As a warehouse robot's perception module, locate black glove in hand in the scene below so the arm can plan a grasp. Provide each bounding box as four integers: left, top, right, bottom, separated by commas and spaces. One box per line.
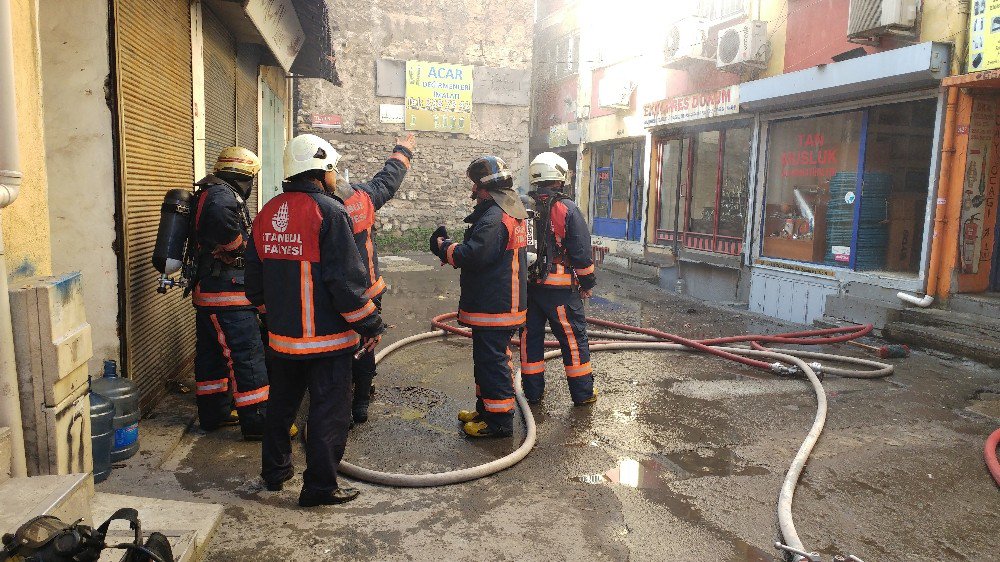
429, 226, 449, 257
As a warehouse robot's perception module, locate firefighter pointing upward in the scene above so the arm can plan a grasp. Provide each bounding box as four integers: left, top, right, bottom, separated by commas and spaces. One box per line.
432, 155, 528, 438
246, 134, 386, 507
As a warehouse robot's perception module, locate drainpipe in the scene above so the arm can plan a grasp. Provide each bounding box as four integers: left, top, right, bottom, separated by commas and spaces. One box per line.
0, 0, 27, 477
898, 3, 969, 308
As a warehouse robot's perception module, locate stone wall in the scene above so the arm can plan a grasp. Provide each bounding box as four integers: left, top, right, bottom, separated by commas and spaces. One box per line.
296, 0, 534, 233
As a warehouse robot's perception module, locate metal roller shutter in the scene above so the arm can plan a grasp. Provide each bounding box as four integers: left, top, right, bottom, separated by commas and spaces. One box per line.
236, 44, 260, 215
202, 6, 237, 177
112, 0, 194, 408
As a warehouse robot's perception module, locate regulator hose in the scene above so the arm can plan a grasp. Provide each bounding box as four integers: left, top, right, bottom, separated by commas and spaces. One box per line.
339, 313, 895, 561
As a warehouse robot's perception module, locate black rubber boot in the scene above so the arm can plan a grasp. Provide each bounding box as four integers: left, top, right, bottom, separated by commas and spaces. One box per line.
352, 371, 376, 424
299, 487, 360, 507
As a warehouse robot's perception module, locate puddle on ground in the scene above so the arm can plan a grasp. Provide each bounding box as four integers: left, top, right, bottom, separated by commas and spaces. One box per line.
572, 458, 668, 489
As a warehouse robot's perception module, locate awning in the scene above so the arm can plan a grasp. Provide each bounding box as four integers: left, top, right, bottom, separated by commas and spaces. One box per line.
740, 42, 950, 112
204, 0, 341, 85
941, 68, 1000, 90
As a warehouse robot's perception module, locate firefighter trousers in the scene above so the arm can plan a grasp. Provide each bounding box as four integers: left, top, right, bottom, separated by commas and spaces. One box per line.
194, 309, 269, 435
351, 297, 382, 415
519, 288, 594, 404
261, 353, 352, 493
472, 328, 517, 434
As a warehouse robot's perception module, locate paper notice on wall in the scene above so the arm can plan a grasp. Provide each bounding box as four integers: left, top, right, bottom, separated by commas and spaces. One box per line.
968, 0, 1000, 71
831, 245, 851, 263
379, 104, 404, 124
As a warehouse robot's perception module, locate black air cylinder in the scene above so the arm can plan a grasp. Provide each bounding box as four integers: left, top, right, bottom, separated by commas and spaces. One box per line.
152, 188, 193, 275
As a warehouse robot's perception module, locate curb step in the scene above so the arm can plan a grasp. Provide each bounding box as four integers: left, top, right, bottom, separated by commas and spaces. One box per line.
599, 263, 658, 284
883, 321, 1000, 368
0, 473, 94, 535
99, 530, 196, 562
92, 493, 224, 562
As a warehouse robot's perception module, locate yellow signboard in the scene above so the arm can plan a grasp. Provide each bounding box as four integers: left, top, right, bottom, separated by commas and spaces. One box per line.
404, 60, 473, 134
968, 0, 1000, 72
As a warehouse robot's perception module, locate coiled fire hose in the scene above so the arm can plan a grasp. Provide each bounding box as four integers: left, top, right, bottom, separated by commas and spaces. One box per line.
338, 313, 894, 560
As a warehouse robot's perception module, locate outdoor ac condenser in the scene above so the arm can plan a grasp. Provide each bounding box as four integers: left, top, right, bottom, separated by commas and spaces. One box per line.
716, 20, 768, 72
848, 0, 919, 38
663, 17, 715, 70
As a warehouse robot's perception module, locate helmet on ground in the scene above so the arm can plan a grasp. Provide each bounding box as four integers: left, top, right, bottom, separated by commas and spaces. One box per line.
214, 146, 261, 178
467, 155, 513, 191
283, 134, 341, 180
528, 152, 569, 185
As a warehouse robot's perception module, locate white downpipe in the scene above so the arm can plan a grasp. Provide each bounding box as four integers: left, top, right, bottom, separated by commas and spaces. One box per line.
896, 291, 934, 308
0, 0, 27, 477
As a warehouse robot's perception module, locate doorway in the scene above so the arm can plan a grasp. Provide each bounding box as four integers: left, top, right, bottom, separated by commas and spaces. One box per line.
592, 140, 644, 241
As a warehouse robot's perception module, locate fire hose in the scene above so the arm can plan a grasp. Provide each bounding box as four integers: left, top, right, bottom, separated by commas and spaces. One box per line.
338, 313, 894, 561
985, 427, 1000, 487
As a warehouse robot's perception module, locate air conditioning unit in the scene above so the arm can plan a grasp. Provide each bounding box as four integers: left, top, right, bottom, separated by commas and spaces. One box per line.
848, 0, 919, 38
663, 17, 715, 69
716, 20, 768, 72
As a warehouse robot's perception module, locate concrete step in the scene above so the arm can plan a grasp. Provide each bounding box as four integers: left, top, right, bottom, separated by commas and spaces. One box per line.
883, 321, 1000, 368
598, 261, 659, 284
92, 493, 224, 562
823, 294, 904, 329
898, 307, 1000, 337
99, 530, 196, 562
0, 427, 10, 484
0, 473, 94, 535
948, 293, 1000, 318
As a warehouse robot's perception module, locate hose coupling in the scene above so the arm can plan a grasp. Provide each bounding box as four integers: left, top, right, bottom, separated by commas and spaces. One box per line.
774, 542, 821, 561
809, 362, 823, 375
770, 362, 800, 377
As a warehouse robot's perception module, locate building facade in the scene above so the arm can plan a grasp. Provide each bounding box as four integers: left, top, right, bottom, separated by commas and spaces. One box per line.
294, 0, 535, 235
531, 0, 981, 326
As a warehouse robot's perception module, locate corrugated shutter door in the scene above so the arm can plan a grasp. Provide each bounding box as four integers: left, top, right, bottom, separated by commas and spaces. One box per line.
203, 7, 237, 177
113, 0, 194, 408
236, 44, 260, 215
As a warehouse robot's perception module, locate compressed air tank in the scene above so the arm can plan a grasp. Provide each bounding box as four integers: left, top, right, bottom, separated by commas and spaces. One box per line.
152, 188, 193, 275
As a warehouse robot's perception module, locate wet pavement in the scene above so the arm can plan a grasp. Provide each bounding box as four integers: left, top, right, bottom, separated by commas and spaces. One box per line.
100, 253, 1000, 561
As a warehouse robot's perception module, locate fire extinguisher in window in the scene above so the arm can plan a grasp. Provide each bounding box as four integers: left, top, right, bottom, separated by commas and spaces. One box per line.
963, 213, 981, 273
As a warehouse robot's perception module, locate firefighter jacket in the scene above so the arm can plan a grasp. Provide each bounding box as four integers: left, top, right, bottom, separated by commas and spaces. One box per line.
190, 175, 255, 311
440, 199, 528, 330
530, 187, 596, 291
245, 180, 386, 359
340, 145, 412, 300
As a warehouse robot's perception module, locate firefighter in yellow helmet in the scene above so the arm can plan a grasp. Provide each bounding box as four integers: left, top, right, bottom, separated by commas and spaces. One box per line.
189, 147, 278, 440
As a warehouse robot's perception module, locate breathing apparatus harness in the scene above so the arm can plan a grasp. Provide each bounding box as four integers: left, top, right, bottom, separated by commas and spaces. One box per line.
181, 179, 253, 298
527, 188, 575, 289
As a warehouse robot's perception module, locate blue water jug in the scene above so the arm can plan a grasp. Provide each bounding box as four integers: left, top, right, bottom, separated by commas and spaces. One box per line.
89, 389, 114, 483
90, 360, 140, 462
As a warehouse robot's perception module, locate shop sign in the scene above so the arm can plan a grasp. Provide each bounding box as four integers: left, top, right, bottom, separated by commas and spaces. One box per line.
643, 86, 739, 128
754, 258, 835, 277
404, 60, 473, 134
959, 97, 999, 274
967, 0, 1000, 71
245, 0, 305, 72
311, 114, 342, 130
379, 104, 404, 124
549, 124, 569, 148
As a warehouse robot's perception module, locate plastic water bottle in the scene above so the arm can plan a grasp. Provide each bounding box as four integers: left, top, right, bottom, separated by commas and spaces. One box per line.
90, 360, 140, 462
89, 390, 114, 483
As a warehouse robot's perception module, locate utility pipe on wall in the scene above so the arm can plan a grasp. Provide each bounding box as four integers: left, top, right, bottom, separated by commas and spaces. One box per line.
898, 2, 970, 307
0, 0, 28, 477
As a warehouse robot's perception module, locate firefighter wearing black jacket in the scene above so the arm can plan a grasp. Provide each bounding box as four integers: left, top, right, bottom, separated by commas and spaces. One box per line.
520, 152, 597, 406
246, 134, 386, 507
336, 132, 416, 424
431, 156, 528, 438
189, 147, 270, 439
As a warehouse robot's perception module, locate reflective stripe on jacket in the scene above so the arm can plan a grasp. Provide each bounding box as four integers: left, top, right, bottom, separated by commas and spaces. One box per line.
440, 199, 527, 330
245, 181, 384, 359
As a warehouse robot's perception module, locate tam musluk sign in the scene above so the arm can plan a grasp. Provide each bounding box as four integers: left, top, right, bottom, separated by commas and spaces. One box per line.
405, 60, 473, 133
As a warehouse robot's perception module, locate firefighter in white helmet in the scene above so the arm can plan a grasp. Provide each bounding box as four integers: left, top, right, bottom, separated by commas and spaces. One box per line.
246, 134, 387, 507
519, 152, 598, 406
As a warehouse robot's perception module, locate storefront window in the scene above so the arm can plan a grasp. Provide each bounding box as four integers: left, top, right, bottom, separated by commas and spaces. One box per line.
762, 111, 863, 264
654, 123, 750, 255
761, 99, 935, 274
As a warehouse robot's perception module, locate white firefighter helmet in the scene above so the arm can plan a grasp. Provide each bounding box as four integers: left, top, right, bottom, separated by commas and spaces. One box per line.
528, 152, 569, 185
283, 134, 341, 180
214, 146, 262, 178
